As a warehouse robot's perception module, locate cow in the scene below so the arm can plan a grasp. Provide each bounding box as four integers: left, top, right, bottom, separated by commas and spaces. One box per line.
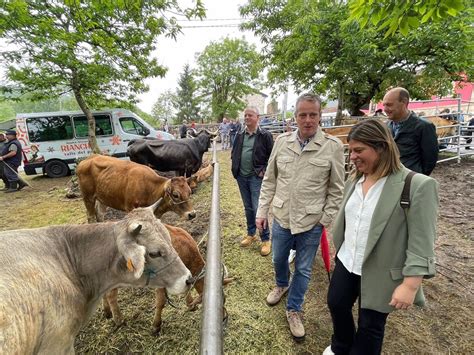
127, 129, 217, 177
102, 224, 233, 334
0, 202, 192, 354
425, 116, 457, 138
76, 155, 196, 223
188, 162, 215, 192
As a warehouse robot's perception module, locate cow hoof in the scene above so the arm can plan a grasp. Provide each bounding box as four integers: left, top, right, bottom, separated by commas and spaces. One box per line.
113, 317, 125, 327
151, 324, 162, 336
103, 309, 112, 319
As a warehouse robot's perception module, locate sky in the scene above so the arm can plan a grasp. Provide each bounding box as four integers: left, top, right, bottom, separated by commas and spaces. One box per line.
137, 0, 296, 115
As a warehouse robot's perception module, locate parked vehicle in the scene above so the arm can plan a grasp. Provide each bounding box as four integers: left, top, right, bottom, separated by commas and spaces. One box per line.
16, 109, 174, 178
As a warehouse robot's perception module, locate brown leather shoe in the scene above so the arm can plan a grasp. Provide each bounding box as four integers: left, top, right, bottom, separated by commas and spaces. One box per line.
240, 235, 257, 247
260, 241, 271, 256
286, 310, 305, 341
266, 286, 289, 306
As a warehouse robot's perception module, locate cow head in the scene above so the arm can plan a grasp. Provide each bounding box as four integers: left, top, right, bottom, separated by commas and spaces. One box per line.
161, 177, 196, 220
116, 204, 192, 295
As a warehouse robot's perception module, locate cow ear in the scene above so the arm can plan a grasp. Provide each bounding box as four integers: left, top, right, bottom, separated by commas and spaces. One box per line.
117, 227, 146, 279
187, 175, 198, 185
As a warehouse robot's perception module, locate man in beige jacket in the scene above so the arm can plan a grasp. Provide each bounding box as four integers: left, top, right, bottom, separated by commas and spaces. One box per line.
256, 93, 345, 341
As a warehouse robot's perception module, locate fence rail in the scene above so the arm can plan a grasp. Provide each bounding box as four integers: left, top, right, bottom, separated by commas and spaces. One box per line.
200, 139, 224, 355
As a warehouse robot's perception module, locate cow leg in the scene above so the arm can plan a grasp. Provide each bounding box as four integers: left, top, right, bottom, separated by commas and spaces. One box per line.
95, 200, 107, 222
83, 196, 98, 223
152, 288, 167, 335
103, 288, 124, 326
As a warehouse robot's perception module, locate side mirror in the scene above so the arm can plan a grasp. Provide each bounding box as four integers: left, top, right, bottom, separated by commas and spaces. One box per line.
142, 127, 150, 136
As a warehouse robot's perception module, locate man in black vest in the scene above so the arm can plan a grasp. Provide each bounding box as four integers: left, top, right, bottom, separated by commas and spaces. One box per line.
0, 129, 27, 192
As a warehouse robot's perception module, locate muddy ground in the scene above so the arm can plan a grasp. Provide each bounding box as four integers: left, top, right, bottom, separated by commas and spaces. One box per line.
1, 154, 472, 354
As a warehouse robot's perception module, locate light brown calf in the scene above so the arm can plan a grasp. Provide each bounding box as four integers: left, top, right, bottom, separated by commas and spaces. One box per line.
188, 162, 215, 191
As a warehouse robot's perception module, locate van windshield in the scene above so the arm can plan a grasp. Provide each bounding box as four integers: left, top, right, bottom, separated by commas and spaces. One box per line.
119, 117, 149, 136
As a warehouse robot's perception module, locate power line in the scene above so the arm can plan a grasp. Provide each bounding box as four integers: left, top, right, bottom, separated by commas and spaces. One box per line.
176, 18, 245, 22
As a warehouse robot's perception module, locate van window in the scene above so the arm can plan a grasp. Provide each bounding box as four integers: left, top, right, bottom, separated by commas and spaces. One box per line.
119, 117, 148, 136
26, 115, 74, 142
73, 114, 113, 137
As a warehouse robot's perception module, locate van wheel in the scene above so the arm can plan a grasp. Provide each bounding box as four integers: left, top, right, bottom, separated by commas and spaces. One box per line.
44, 160, 69, 178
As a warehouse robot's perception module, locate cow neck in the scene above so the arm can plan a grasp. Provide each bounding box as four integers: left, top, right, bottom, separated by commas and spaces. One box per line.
60, 222, 127, 304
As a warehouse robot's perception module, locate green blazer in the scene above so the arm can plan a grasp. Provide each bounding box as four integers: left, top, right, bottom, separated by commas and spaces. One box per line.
332, 167, 438, 313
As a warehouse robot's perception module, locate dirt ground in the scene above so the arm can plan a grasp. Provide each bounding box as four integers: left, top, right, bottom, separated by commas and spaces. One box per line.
1, 154, 472, 354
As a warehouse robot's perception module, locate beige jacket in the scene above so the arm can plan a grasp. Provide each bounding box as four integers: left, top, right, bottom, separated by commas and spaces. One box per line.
256, 129, 345, 234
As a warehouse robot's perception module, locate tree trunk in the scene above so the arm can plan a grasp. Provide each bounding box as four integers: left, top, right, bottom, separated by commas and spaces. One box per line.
335, 83, 344, 126
71, 77, 100, 154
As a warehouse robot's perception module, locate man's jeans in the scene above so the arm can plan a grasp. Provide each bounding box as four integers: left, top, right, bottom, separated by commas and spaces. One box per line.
236, 175, 269, 241
272, 220, 322, 311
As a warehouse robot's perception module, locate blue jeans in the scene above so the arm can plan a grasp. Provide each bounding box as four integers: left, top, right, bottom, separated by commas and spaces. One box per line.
236, 174, 270, 241
272, 220, 322, 311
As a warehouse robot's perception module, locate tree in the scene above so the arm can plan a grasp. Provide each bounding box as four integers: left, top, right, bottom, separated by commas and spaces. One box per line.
240, 0, 472, 121
0, 0, 204, 152
152, 90, 176, 124
173, 64, 201, 123
348, 0, 466, 37
195, 37, 263, 121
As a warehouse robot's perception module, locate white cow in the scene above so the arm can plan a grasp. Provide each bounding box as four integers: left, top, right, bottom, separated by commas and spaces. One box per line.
0, 201, 191, 354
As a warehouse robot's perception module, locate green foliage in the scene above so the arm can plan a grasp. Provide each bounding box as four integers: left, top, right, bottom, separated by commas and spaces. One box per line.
349, 0, 466, 37
0, 0, 205, 150
151, 90, 176, 124
195, 37, 263, 121
240, 0, 473, 116
173, 64, 201, 124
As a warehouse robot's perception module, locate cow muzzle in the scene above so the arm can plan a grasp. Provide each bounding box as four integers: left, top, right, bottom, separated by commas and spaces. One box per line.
186, 211, 197, 220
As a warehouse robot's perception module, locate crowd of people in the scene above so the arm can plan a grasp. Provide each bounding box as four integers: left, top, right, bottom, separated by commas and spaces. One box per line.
229, 87, 440, 354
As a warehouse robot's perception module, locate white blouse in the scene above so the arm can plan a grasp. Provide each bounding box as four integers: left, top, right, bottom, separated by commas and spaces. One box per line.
337, 175, 388, 275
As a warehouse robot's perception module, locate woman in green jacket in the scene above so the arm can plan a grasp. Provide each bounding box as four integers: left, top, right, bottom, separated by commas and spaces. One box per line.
324, 119, 438, 355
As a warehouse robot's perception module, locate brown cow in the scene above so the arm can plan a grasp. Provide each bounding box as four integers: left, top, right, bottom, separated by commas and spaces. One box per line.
102, 224, 232, 334
188, 162, 215, 191
322, 126, 353, 144
425, 116, 457, 138
76, 155, 196, 222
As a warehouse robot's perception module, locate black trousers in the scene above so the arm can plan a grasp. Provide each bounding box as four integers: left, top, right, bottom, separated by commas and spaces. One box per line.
327, 258, 389, 355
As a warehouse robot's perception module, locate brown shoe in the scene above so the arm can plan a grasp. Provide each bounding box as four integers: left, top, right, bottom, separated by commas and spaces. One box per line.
260, 241, 271, 256
240, 235, 257, 247
266, 286, 289, 306
286, 310, 305, 341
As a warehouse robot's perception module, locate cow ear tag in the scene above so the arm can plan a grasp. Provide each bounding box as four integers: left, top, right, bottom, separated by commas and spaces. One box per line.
127, 259, 135, 272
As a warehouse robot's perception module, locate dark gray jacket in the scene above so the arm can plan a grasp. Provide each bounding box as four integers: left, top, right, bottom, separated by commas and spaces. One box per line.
231, 126, 273, 179
388, 112, 438, 176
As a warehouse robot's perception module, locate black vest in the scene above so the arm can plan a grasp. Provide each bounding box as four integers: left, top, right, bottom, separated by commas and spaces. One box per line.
2, 139, 22, 167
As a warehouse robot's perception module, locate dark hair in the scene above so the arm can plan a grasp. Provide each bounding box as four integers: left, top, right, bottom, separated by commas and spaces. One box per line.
347, 119, 401, 180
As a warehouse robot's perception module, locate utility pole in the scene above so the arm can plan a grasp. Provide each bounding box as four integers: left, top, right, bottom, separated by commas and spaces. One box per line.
281, 88, 288, 121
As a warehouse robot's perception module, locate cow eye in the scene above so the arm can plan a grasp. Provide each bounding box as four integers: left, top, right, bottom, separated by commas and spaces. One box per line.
172, 191, 180, 199
148, 251, 162, 258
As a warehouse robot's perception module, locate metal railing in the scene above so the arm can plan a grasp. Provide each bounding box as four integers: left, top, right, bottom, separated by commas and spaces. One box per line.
200, 139, 224, 355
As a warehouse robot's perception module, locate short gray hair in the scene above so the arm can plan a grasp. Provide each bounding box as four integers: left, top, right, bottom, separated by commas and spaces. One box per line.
244, 106, 260, 115
295, 93, 322, 116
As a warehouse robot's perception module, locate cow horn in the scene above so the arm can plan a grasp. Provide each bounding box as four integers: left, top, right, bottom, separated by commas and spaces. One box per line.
149, 197, 164, 212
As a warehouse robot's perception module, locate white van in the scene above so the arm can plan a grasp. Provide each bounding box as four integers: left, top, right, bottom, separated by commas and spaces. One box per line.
16, 108, 174, 178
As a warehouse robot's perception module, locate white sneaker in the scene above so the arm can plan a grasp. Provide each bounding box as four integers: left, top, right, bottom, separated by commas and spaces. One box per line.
288, 249, 296, 264
322, 345, 335, 355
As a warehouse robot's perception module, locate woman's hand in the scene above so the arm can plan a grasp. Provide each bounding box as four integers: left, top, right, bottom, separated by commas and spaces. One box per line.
389, 276, 423, 310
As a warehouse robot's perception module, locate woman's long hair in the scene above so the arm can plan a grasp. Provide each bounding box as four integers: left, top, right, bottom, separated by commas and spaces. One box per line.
347, 119, 401, 180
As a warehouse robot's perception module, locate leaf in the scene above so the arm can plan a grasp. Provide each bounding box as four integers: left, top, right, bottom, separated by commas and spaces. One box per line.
421, 7, 436, 23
